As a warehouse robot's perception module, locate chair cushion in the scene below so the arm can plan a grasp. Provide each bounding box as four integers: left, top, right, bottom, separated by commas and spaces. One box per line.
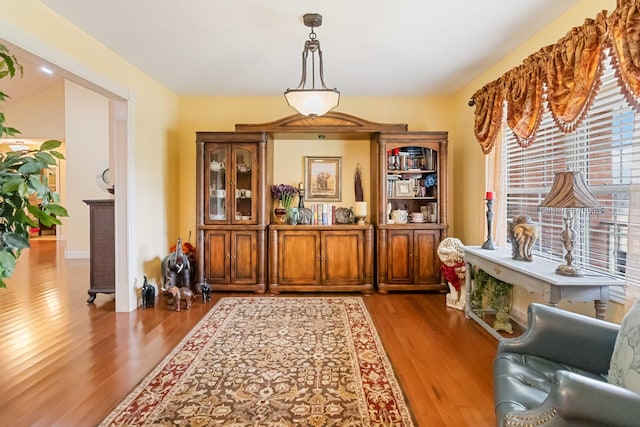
608, 299, 640, 393
494, 352, 607, 422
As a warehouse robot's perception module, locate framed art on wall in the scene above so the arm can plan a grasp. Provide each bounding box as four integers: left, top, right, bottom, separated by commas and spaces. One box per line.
305, 156, 342, 201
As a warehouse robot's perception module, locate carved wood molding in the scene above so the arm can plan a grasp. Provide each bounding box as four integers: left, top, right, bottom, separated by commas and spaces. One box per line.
235, 112, 408, 133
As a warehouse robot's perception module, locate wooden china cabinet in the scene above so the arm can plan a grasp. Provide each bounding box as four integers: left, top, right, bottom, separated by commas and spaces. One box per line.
195, 132, 268, 293
196, 113, 448, 295
373, 132, 448, 293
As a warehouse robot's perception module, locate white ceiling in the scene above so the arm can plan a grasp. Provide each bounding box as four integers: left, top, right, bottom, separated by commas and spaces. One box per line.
4, 0, 579, 104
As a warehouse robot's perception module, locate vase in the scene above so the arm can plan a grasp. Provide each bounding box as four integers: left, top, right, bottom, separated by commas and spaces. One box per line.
286, 207, 299, 225
273, 199, 287, 224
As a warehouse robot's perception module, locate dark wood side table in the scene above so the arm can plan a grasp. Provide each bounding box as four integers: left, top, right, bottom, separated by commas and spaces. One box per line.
83, 199, 115, 303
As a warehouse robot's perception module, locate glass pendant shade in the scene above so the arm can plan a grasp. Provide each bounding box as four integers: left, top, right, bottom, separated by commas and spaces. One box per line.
284, 89, 340, 118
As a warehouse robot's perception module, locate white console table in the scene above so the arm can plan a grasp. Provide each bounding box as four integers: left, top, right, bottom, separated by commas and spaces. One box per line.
464, 246, 624, 339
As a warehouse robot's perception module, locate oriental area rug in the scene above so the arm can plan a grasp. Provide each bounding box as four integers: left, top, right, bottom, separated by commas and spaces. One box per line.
100, 297, 415, 426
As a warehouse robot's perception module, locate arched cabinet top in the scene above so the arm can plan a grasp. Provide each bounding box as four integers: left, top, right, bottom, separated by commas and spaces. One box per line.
235, 112, 408, 134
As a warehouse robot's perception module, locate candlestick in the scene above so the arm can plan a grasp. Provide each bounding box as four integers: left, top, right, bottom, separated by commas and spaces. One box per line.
354, 201, 367, 225
481, 198, 496, 250
298, 187, 305, 209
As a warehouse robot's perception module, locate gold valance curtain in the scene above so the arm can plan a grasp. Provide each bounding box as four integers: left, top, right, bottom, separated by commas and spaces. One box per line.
472, 0, 640, 153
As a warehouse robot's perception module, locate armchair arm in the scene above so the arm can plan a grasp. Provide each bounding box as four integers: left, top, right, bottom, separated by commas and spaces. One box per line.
498, 303, 619, 373
501, 370, 640, 427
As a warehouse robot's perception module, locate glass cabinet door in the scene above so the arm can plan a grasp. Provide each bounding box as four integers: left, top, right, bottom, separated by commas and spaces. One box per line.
233, 146, 256, 223
208, 146, 228, 222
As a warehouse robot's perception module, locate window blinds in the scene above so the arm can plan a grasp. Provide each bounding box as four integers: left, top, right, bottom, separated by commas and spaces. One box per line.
504, 58, 640, 302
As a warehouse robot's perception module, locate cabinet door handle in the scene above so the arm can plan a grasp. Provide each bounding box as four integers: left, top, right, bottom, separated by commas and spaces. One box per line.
225, 254, 231, 259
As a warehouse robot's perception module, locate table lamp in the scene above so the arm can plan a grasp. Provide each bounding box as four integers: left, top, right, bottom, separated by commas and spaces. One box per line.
538, 171, 603, 276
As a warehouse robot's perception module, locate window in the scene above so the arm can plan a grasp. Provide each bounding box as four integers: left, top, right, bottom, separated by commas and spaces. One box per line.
503, 56, 640, 303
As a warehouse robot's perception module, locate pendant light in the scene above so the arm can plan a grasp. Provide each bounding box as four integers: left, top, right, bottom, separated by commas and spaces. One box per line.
284, 13, 340, 118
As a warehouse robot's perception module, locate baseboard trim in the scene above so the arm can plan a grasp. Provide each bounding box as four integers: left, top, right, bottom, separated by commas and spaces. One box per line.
65, 250, 89, 259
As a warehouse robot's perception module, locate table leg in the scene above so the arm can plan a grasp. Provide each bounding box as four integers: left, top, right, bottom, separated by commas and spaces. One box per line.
464, 261, 472, 319
594, 300, 607, 320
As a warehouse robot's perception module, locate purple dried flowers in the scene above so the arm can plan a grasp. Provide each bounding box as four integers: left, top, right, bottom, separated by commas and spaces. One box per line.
271, 184, 298, 208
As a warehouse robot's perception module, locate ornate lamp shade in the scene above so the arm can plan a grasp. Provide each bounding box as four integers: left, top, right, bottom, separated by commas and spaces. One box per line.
284, 13, 340, 118
538, 171, 603, 276
539, 171, 604, 213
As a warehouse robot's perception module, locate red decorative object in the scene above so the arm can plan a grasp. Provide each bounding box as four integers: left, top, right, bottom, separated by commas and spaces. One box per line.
485, 191, 495, 200
441, 260, 466, 292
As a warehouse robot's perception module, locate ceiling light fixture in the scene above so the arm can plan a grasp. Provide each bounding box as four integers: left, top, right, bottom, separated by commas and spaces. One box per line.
284, 13, 340, 118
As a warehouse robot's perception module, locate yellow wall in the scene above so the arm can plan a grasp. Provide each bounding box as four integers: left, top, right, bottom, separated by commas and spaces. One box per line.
452, 0, 626, 322
1, 0, 180, 289
273, 136, 371, 210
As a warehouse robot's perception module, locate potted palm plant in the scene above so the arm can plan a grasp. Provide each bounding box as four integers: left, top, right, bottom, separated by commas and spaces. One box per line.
0, 43, 68, 287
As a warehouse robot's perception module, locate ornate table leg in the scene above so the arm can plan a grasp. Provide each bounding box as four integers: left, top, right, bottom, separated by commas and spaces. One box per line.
464, 261, 472, 319
594, 300, 607, 320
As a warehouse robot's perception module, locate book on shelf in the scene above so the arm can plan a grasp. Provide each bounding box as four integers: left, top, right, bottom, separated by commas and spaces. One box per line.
308, 203, 343, 225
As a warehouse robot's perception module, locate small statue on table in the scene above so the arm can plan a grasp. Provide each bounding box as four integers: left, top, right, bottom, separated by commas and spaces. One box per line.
507, 215, 539, 262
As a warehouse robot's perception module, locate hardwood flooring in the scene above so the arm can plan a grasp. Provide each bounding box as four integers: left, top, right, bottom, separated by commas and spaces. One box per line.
0, 239, 498, 426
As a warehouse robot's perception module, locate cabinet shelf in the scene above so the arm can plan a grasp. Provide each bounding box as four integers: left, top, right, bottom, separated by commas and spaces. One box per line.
387, 169, 437, 174
389, 196, 437, 200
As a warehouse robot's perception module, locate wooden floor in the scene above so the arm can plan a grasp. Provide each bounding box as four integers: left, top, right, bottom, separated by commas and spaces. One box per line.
0, 239, 499, 426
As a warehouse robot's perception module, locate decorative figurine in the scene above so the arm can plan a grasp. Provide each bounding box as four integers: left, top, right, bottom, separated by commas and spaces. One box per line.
507, 215, 539, 262
335, 207, 355, 224
201, 281, 212, 303
163, 284, 195, 311
298, 207, 313, 224
161, 237, 192, 290
141, 275, 155, 308
437, 237, 466, 311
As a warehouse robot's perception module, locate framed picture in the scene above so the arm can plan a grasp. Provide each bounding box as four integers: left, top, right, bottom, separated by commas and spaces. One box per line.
395, 180, 413, 197
305, 156, 342, 201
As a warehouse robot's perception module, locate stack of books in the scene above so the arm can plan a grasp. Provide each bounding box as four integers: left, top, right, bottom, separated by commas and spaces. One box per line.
309, 203, 337, 225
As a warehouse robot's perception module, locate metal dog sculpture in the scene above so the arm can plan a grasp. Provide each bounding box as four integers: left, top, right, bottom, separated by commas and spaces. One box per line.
161, 237, 191, 291
141, 275, 155, 308
201, 281, 212, 303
